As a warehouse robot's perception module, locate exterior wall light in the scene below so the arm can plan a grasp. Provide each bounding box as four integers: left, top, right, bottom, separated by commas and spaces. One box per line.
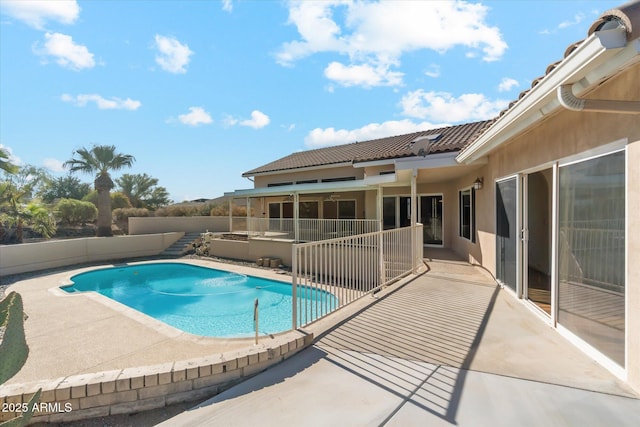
473, 177, 484, 190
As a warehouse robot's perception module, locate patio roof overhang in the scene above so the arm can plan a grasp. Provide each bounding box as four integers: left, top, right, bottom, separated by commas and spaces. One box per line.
224, 173, 398, 199
457, 32, 640, 164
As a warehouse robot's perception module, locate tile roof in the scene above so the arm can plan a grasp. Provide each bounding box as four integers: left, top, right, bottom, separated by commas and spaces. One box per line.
469, 0, 640, 143
243, 120, 490, 176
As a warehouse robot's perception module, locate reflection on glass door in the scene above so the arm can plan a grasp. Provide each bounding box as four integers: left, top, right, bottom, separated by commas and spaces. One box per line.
383, 197, 396, 230
383, 196, 411, 229
420, 195, 443, 245
496, 177, 517, 292
399, 197, 411, 227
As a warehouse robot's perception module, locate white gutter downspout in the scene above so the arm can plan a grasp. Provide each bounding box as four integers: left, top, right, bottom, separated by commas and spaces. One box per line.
557, 84, 640, 114
558, 24, 640, 115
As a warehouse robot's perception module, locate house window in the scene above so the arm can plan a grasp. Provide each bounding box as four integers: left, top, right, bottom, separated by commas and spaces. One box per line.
268, 203, 280, 218
321, 176, 356, 183
323, 200, 356, 219
459, 188, 476, 242
267, 182, 293, 187
268, 202, 293, 218
299, 201, 319, 219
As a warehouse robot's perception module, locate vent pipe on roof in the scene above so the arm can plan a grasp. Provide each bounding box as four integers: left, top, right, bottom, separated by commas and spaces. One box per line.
557, 85, 640, 114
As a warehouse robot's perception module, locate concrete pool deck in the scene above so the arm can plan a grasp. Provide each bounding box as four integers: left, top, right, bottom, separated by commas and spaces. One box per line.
161, 250, 640, 426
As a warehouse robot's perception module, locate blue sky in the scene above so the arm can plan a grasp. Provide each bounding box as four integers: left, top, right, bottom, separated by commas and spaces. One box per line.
0, 0, 622, 202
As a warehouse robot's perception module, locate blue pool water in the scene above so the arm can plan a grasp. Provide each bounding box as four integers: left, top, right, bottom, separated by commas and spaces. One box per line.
62, 263, 337, 337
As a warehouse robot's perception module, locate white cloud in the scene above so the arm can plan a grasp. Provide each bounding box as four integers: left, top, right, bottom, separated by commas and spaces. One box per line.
498, 77, 519, 92
541, 12, 586, 34
277, 1, 507, 87
400, 89, 508, 123
222, 0, 233, 12
61, 94, 141, 110
34, 32, 95, 70
0, 144, 22, 166
240, 110, 270, 129
424, 64, 440, 78
0, 0, 80, 29
304, 119, 445, 148
324, 61, 403, 88
178, 107, 213, 126
154, 34, 193, 74
558, 13, 585, 29
43, 158, 65, 172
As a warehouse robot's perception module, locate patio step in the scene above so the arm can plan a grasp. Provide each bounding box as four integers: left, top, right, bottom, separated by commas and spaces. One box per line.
160, 232, 202, 257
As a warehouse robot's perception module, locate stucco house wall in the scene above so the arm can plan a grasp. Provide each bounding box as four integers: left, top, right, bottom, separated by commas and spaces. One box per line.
448, 61, 639, 390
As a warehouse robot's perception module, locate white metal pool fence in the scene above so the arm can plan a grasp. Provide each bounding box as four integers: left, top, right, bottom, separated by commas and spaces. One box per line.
291, 223, 423, 328
232, 217, 379, 242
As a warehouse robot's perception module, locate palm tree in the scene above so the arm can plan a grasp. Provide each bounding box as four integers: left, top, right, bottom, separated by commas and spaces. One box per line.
64, 145, 135, 236
116, 173, 158, 208
0, 147, 19, 174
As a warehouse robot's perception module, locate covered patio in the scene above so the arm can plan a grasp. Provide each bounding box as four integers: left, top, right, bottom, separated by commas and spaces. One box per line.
222, 150, 484, 245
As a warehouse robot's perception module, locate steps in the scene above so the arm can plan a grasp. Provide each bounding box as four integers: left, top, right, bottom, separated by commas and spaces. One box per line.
159, 232, 202, 257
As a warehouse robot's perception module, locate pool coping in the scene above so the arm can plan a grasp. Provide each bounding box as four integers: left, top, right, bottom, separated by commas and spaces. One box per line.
0, 258, 419, 423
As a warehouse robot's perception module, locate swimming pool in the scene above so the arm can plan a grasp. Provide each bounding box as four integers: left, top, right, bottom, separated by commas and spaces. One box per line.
61, 263, 337, 337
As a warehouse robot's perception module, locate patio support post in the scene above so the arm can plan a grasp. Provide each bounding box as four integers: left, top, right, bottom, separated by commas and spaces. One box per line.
293, 192, 300, 242
291, 245, 297, 330
246, 197, 250, 237
377, 185, 385, 284
411, 169, 417, 273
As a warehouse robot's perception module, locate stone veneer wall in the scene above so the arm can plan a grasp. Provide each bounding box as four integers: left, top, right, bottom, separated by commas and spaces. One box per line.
0, 332, 312, 424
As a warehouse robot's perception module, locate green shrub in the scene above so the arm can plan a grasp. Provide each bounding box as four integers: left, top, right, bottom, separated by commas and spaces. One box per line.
55, 198, 98, 225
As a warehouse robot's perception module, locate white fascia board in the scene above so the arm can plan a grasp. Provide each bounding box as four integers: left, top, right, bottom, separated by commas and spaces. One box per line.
352, 158, 396, 168
225, 179, 375, 198
242, 161, 353, 178
394, 151, 459, 170
363, 173, 398, 185
457, 34, 624, 164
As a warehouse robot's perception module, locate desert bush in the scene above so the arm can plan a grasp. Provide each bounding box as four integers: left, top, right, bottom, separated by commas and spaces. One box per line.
112, 207, 150, 221
209, 204, 247, 216
155, 205, 201, 217
55, 198, 98, 225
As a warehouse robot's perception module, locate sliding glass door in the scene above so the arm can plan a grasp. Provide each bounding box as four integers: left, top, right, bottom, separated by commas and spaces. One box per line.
384, 195, 443, 246
558, 150, 625, 367
420, 195, 443, 246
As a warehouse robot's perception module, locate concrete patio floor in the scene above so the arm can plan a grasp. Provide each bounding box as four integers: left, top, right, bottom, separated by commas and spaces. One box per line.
160, 250, 640, 426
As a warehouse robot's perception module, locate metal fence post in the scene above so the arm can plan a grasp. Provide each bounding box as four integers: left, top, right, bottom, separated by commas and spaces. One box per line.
291, 244, 298, 330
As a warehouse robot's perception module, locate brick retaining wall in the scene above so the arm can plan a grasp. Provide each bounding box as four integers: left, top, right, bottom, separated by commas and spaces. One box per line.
0, 332, 312, 424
